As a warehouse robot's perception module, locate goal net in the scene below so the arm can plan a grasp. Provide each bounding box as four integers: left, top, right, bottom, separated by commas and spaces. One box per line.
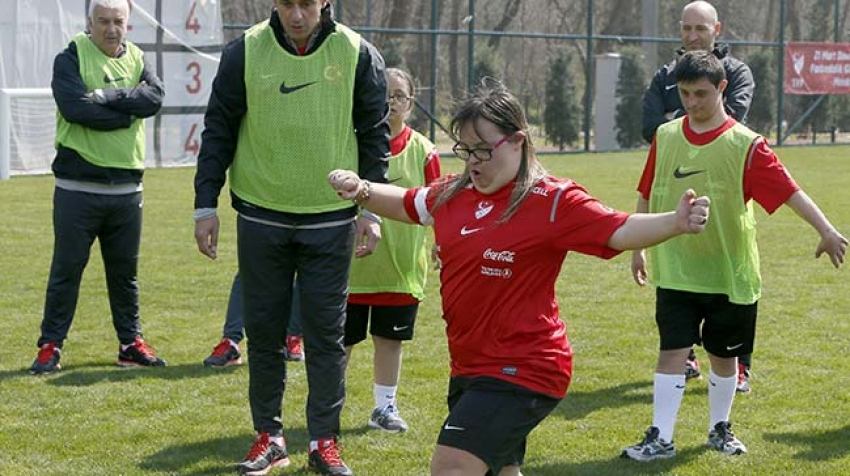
0, 88, 55, 179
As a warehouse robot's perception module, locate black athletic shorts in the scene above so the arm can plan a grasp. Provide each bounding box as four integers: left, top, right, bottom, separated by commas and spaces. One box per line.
436, 376, 561, 475
656, 287, 758, 358
343, 302, 418, 346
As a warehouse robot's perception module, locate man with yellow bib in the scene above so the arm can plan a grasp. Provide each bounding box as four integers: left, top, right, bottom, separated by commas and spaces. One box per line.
193, 1, 390, 475
29, 0, 166, 375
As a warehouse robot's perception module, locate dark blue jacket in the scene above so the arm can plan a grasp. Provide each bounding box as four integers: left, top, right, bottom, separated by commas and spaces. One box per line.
642, 43, 754, 143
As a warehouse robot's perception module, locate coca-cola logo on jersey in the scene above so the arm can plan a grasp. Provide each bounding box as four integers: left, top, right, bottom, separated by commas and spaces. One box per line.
483, 248, 515, 263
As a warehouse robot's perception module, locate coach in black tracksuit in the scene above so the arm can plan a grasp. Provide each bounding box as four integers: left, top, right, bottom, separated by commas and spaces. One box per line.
642, 42, 754, 143
193, 2, 389, 475
30, 0, 166, 376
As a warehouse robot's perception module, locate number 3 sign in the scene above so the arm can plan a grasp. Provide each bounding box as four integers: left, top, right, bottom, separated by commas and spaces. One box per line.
123, 0, 223, 166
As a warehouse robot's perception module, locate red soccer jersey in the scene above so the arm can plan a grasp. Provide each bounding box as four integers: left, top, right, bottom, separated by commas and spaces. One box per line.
638, 116, 800, 213
402, 175, 630, 398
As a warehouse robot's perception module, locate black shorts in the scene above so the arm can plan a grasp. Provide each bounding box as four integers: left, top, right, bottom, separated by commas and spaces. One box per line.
343, 302, 419, 346
436, 376, 561, 475
656, 288, 758, 358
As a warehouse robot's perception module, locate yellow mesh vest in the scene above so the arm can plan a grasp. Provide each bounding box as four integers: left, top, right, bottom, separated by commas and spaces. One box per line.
348, 132, 433, 299
231, 22, 361, 213
650, 119, 762, 304
55, 32, 146, 169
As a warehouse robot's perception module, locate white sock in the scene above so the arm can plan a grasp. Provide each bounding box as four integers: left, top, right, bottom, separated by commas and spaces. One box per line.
309, 439, 331, 452
652, 373, 686, 443
374, 384, 397, 409
269, 435, 284, 447
708, 368, 737, 432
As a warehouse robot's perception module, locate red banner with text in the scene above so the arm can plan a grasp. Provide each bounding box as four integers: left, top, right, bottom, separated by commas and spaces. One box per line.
785, 42, 850, 95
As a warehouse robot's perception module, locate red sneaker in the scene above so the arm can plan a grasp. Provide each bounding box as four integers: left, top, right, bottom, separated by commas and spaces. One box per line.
203, 338, 242, 367
308, 438, 352, 475
117, 337, 166, 367
736, 363, 751, 394
237, 432, 290, 475
285, 335, 304, 362
30, 342, 62, 375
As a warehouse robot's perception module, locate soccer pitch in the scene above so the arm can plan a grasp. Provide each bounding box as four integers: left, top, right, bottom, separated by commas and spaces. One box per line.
0, 146, 848, 475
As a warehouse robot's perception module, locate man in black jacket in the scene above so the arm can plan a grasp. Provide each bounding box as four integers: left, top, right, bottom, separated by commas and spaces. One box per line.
642, 1, 754, 143
29, 0, 166, 376
193, 1, 390, 475
641, 1, 755, 393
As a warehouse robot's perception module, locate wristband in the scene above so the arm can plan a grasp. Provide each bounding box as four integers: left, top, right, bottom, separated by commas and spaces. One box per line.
360, 209, 382, 224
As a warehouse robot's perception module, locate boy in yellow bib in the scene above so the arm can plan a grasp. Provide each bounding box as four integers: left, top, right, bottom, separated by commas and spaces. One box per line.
623, 51, 847, 461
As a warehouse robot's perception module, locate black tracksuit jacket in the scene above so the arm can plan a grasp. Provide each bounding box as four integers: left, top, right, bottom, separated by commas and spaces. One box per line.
642, 43, 754, 143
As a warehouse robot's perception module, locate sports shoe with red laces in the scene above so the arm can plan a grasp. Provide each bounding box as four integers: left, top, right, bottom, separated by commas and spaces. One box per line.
736, 363, 751, 394
285, 335, 304, 362
684, 356, 701, 380
237, 432, 290, 476
117, 337, 167, 367
30, 342, 62, 375
203, 338, 242, 367
308, 438, 352, 475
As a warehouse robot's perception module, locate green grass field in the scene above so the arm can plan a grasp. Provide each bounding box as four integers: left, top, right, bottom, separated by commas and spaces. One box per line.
1, 146, 849, 476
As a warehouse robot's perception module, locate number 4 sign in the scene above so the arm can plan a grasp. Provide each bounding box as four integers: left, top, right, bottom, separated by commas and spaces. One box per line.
129, 0, 223, 165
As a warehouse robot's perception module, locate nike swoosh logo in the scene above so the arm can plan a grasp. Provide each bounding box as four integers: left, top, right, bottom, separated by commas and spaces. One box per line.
104, 75, 126, 83
726, 343, 744, 351
460, 225, 483, 236
675, 384, 685, 389
673, 166, 706, 179
392, 325, 409, 332
443, 423, 465, 431
665, 84, 677, 90
280, 81, 317, 94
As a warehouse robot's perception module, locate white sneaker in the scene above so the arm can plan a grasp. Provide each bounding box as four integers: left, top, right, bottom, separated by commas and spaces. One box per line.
368, 404, 409, 433
707, 421, 748, 455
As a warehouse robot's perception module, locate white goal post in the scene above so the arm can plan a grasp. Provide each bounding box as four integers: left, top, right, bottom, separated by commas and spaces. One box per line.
0, 88, 55, 180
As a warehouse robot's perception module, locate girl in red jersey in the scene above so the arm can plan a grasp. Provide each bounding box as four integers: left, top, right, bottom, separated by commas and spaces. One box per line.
328, 80, 710, 476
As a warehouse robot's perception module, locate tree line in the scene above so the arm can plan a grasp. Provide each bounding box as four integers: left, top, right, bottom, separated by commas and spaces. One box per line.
220, 0, 850, 148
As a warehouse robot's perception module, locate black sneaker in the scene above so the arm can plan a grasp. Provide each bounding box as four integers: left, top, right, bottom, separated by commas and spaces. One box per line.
117, 337, 167, 367
237, 432, 290, 475
707, 421, 747, 455
621, 426, 676, 461
203, 338, 242, 367
30, 342, 62, 375
308, 438, 353, 475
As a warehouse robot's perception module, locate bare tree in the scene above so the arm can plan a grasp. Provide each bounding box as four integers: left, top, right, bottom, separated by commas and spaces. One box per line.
487, 0, 522, 49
